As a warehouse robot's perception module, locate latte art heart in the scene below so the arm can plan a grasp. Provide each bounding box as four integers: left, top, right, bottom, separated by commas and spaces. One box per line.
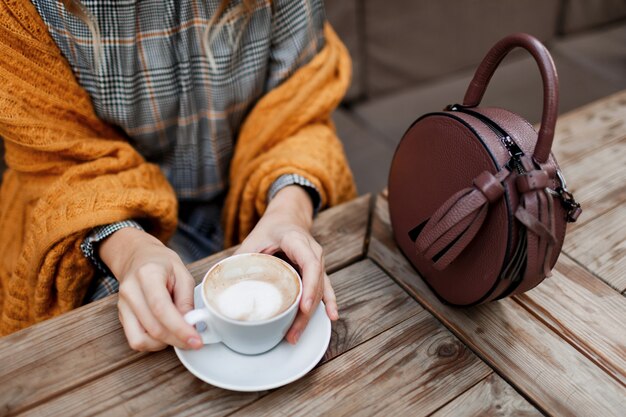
204, 256, 300, 323
216, 280, 284, 321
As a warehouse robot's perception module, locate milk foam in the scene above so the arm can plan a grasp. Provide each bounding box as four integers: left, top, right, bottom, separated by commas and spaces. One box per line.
204, 254, 300, 322
216, 280, 284, 321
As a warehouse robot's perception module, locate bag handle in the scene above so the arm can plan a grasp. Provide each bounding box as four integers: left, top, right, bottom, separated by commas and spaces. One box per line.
462, 33, 559, 163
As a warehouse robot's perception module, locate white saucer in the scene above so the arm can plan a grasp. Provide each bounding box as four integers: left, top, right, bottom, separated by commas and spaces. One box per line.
174, 285, 331, 392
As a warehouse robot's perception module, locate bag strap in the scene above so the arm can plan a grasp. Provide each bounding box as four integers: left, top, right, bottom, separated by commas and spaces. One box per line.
462, 33, 559, 163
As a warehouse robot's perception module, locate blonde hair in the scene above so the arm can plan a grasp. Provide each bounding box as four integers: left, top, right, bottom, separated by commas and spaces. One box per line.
61, 0, 103, 69
203, 0, 258, 69
62, 0, 261, 71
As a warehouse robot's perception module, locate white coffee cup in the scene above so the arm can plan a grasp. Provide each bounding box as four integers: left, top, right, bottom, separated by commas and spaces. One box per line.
184, 253, 302, 355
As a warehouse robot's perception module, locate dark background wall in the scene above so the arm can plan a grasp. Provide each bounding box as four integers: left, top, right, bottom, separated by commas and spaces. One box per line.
1, 1, 625, 193
326, 0, 626, 194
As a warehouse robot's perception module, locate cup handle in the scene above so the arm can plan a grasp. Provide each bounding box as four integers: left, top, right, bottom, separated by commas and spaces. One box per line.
184, 309, 222, 345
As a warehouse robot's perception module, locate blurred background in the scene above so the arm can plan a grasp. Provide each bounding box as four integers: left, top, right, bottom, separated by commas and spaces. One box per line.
327, 0, 626, 194
1, 1, 624, 197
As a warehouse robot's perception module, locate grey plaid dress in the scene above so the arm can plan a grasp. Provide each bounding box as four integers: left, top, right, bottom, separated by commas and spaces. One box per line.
30, 0, 325, 300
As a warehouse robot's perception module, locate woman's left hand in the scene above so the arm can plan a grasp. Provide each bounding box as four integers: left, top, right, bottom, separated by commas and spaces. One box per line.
235, 185, 339, 344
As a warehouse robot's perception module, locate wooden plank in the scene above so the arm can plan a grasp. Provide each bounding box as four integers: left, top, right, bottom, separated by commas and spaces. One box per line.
368, 195, 626, 416
311, 194, 371, 273
514, 254, 626, 385
552, 89, 626, 165
18, 350, 262, 417
323, 259, 420, 361
563, 204, 626, 292
430, 373, 542, 417
230, 311, 492, 417
0, 299, 145, 417
19, 260, 421, 417
0, 196, 371, 416
558, 136, 625, 228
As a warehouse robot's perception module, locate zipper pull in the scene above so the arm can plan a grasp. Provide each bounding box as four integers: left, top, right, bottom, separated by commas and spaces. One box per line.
505, 156, 524, 174
555, 170, 582, 222
501, 135, 524, 158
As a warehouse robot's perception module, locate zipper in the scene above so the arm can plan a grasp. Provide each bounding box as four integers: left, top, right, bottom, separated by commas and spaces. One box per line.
447, 104, 525, 173
445, 104, 529, 297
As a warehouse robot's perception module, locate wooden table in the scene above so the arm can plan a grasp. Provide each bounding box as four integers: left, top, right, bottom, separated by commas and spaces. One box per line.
1, 92, 625, 416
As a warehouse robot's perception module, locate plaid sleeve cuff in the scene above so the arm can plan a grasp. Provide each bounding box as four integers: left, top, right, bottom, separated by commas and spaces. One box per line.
80, 220, 144, 276
267, 174, 322, 216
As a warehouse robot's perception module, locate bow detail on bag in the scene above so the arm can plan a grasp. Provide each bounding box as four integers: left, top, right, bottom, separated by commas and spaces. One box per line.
414, 170, 511, 270
414, 155, 559, 284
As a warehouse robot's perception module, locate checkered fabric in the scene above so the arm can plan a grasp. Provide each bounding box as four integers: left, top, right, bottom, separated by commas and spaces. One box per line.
30, 0, 327, 301
31, 0, 326, 200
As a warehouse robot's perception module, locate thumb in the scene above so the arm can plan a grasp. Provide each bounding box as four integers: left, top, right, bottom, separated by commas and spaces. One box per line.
172, 264, 196, 314
235, 233, 274, 255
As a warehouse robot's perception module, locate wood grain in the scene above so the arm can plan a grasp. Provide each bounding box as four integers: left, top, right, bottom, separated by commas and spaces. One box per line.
311, 194, 371, 272
557, 136, 625, 228
368, 195, 626, 416
0, 298, 144, 417
563, 204, 626, 292
552, 89, 626, 165
430, 373, 542, 417
0, 195, 371, 416
514, 254, 626, 386
19, 260, 421, 417
230, 310, 492, 417
323, 259, 420, 361
19, 350, 262, 417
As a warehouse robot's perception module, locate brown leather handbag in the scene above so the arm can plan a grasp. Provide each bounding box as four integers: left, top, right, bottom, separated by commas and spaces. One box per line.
388, 33, 581, 305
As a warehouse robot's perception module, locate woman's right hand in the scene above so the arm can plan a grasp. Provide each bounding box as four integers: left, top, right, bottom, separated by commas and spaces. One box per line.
99, 227, 202, 352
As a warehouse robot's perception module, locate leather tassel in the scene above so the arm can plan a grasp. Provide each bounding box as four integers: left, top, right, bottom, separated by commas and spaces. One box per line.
415, 170, 509, 270
514, 167, 557, 292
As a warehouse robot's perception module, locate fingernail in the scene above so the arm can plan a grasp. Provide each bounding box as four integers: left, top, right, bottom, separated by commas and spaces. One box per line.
303, 298, 313, 313
292, 330, 301, 344
187, 337, 202, 349
332, 307, 339, 320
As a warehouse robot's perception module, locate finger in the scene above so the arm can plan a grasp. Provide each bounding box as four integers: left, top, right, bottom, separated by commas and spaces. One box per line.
286, 272, 324, 346
281, 235, 324, 315
286, 274, 324, 345
171, 264, 203, 350
322, 273, 339, 320
139, 272, 202, 350
172, 263, 196, 314
281, 238, 325, 344
286, 310, 309, 345
118, 298, 166, 352
122, 279, 182, 348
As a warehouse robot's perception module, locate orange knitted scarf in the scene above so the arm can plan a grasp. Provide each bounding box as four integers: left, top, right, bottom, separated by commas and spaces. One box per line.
0, 0, 355, 335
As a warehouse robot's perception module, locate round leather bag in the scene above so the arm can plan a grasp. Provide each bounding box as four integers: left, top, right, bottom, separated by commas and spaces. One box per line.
388, 33, 580, 306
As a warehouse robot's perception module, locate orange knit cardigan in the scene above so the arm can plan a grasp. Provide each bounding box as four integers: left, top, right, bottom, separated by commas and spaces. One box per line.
0, 1, 356, 335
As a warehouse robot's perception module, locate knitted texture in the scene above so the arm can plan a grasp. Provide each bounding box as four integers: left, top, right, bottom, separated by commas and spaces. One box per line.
223, 25, 357, 245
0, 1, 356, 335
0, 1, 178, 335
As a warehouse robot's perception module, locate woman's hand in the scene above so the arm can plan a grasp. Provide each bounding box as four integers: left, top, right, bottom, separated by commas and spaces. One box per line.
235, 185, 339, 344
99, 228, 202, 352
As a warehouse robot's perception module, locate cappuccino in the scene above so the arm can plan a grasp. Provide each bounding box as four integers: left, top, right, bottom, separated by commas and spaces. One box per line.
204, 255, 300, 322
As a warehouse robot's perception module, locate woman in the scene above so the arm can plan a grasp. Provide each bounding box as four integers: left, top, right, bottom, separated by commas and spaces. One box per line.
0, 0, 356, 351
